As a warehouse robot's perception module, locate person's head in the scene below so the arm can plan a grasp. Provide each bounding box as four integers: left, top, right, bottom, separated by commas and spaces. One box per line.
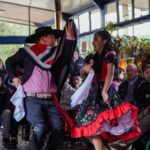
118, 68, 124, 80
144, 66, 150, 81
0, 59, 4, 69
92, 30, 112, 55
92, 30, 113, 76
126, 64, 138, 80
114, 67, 124, 81
25, 26, 62, 46
73, 47, 80, 62
142, 57, 150, 81
38, 34, 57, 46
72, 74, 82, 89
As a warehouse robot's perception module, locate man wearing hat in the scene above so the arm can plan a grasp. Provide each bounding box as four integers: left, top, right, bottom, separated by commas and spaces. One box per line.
6, 20, 77, 150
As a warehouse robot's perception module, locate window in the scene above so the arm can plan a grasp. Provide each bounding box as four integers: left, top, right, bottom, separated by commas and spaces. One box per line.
0, 21, 35, 36
112, 30, 118, 37
119, 0, 132, 22
105, 2, 117, 24
134, 0, 149, 18
91, 9, 101, 30
118, 26, 134, 36
79, 12, 90, 33
78, 34, 94, 55
0, 44, 22, 61
134, 22, 150, 38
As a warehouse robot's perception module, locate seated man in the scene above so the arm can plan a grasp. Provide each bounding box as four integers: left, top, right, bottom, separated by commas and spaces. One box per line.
118, 64, 144, 108
0, 75, 11, 148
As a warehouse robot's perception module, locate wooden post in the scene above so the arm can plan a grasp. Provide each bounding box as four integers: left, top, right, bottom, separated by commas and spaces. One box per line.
28, 5, 31, 35
55, 0, 61, 29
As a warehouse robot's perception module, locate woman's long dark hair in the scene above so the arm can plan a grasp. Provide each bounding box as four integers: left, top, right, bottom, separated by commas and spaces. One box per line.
92, 30, 113, 76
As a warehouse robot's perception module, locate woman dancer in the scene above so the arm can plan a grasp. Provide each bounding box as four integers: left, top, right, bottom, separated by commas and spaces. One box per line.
71, 30, 141, 150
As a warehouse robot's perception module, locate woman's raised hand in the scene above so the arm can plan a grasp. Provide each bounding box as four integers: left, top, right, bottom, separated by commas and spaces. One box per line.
65, 21, 75, 38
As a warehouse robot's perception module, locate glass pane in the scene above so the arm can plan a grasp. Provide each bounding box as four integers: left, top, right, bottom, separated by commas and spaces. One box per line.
0, 44, 23, 61
73, 17, 79, 29
134, 0, 149, 18
91, 9, 101, 30
79, 12, 90, 33
112, 30, 118, 36
77, 34, 94, 55
105, 2, 117, 24
0, 21, 36, 36
118, 26, 134, 36
119, 0, 132, 22
134, 22, 150, 38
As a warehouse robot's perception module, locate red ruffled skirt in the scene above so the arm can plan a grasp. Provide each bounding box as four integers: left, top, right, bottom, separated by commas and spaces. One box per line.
71, 83, 141, 142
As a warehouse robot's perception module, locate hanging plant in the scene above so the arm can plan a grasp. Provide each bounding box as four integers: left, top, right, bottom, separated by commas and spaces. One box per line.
105, 22, 115, 33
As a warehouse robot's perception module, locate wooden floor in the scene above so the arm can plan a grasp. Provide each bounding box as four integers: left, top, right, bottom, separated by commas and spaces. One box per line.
0, 141, 92, 150
0, 130, 93, 150
0, 132, 133, 150
0, 128, 135, 150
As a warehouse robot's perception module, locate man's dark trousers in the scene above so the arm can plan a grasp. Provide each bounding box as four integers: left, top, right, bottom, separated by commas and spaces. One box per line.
25, 96, 64, 150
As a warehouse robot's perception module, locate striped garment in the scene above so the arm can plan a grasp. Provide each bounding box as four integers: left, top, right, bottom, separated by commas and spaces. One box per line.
23, 35, 65, 70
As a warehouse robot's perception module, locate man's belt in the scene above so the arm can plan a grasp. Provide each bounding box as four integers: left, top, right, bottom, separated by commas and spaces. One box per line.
26, 93, 52, 99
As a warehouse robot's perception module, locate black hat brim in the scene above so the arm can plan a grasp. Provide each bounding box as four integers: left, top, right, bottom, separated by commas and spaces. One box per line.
25, 29, 63, 43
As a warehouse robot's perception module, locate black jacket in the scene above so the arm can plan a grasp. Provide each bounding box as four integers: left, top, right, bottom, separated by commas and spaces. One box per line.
118, 76, 144, 108
70, 56, 84, 75
136, 80, 150, 109
0, 85, 10, 112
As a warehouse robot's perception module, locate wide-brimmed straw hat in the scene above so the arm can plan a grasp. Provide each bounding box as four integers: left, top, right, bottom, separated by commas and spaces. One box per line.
25, 26, 62, 43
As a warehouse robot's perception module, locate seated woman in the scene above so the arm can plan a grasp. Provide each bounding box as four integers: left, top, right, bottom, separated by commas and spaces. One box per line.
112, 67, 124, 91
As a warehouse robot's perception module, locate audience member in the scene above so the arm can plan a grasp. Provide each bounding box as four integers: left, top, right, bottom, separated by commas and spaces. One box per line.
0, 75, 11, 148
112, 67, 124, 91
70, 47, 84, 76
60, 77, 76, 110
118, 64, 144, 107
71, 74, 83, 89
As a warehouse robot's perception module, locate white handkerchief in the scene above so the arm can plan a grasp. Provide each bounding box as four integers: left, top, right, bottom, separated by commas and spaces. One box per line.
10, 85, 26, 122
71, 70, 95, 107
